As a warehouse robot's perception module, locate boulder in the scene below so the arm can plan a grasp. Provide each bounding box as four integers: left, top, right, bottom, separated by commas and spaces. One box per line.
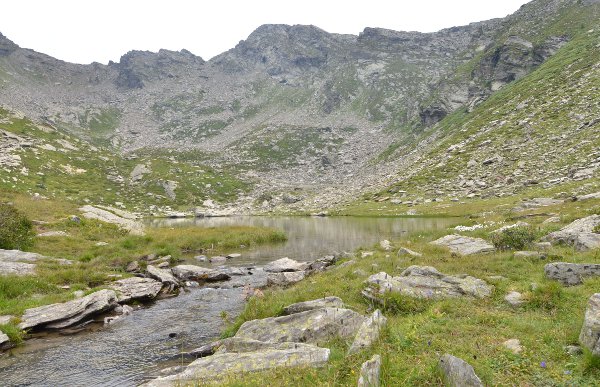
504, 291, 525, 307
544, 262, 600, 286
430, 235, 495, 256
306, 255, 337, 273
146, 265, 179, 289
544, 215, 600, 251
397, 247, 423, 257
172, 265, 230, 282
578, 192, 600, 201
358, 354, 381, 387
514, 251, 543, 259
108, 277, 163, 303
380, 240, 392, 251
209, 256, 227, 264
363, 266, 493, 301
502, 339, 523, 354
348, 310, 387, 355
235, 307, 365, 345
19, 289, 118, 330
226, 253, 241, 259
264, 257, 307, 273
0, 332, 10, 348
579, 293, 600, 356
126, 261, 140, 272
79, 205, 145, 235
0, 249, 71, 276
439, 354, 483, 387
283, 297, 344, 315
0, 261, 36, 276
144, 343, 329, 386
267, 271, 305, 287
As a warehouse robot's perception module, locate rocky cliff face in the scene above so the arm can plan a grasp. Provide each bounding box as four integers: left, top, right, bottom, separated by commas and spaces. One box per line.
0, 0, 598, 211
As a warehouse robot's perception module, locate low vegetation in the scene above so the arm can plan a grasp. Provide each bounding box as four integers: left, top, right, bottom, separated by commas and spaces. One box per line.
0, 203, 34, 250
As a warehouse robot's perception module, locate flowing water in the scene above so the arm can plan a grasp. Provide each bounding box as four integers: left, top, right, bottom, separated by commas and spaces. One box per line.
0, 216, 455, 386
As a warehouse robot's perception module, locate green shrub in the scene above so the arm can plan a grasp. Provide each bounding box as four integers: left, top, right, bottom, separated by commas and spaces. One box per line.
0, 203, 35, 250
490, 226, 537, 251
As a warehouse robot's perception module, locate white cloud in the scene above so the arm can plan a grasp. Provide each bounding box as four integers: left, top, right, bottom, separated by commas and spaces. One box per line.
0, 0, 528, 64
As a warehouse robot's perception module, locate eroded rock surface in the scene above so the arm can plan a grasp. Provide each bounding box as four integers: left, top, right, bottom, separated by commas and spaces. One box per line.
266, 271, 305, 286
283, 296, 344, 315
579, 293, 600, 356
263, 257, 308, 273
430, 235, 495, 255
348, 310, 387, 355
172, 265, 231, 282
439, 354, 483, 387
544, 262, 600, 286
358, 354, 381, 387
146, 265, 180, 289
79, 205, 145, 235
108, 277, 163, 303
544, 215, 600, 251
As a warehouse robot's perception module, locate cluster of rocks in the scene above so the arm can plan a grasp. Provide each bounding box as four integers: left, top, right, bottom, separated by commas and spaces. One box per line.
263, 255, 338, 287
144, 297, 386, 386
0, 249, 72, 276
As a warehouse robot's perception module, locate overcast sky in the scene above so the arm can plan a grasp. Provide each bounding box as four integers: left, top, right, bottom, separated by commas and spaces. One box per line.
1, 0, 529, 64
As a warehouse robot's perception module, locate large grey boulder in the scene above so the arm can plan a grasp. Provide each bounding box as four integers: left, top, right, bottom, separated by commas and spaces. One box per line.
544, 215, 600, 251
79, 205, 145, 235
171, 265, 230, 282
235, 307, 365, 345
108, 277, 163, 303
266, 271, 305, 287
358, 354, 381, 387
283, 296, 344, 315
19, 289, 118, 330
430, 235, 495, 256
579, 293, 600, 356
264, 257, 308, 273
0, 261, 36, 276
348, 310, 387, 355
439, 354, 483, 387
363, 266, 493, 301
146, 265, 179, 289
544, 262, 600, 286
143, 342, 329, 386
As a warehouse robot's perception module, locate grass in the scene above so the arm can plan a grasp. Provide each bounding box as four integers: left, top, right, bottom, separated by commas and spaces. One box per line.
205, 196, 600, 386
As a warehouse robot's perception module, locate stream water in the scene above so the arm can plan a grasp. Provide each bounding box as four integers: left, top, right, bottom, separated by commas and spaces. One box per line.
0, 216, 455, 386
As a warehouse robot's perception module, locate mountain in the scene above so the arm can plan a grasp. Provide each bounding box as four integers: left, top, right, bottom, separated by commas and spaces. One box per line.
0, 0, 599, 213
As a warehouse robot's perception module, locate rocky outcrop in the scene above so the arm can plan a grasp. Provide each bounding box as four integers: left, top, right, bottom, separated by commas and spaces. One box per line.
544, 215, 600, 251
544, 262, 600, 286
439, 354, 483, 387
283, 296, 344, 314
18, 289, 118, 330
235, 307, 365, 345
171, 265, 231, 282
348, 310, 387, 355
358, 354, 382, 387
108, 277, 163, 303
79, 205, 145, 235
579, 293, 600, 356
146, 265, 180, 290
363, 266, 493, 301
430, 235, 495, 256
263, 257, 308, 272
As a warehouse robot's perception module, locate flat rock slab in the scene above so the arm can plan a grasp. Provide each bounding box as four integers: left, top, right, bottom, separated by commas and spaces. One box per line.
283, 297, 344, 315
364, 266, 493, 301
264, 257, 308, 273
19, 289, 118, 330
439, 354, 483, 387
0, 261, 36, 276
0, 249, 71, 276
358, 354, 381, 387
146, 265, 179, 288
235, 307, 365, 345
544, 215, 600, 251
144, 342, 329, 386
579, 293, 600, 356
108, 277, 163, 303
349, 310, 387, 355
266, 271, 305, 287
430, 234, 495, 256
544, 262, 600, 286
0, 249, 46, 262
172, 265, 230, 282
79, 205, 145, 235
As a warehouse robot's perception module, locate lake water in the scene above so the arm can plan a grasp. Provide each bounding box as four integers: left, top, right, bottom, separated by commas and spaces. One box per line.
0, 216, 455, 386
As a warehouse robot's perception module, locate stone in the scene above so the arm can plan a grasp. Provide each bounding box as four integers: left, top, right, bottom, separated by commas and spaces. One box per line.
578, 192, 600, 201
0, 261, 36, 276
514, 251, 544, 259
283, 297, 344, 315
505, 291, 525, 306
515, 198, 563, 211
397, 247, 422, 257
108, 277, 163, 303
126, 261, 140, 272
146, 265, 179, 289
79, 205, 145, 235
361, 251, 374, 258
380, 240, 392, 251
172, 265, 231, 282
267, 271, 306, 287
565, 345, 583, 356
348, 310, 387, 355
534, 242, 552, 251
0, 315, 14, 325
263, 257, 307, 273
544, 215, 600, 251
0, 332, 10, 348
144, 342, 329, 386
502, 339, 523, 354
363, 266, 493, 301
157, 262, 170, 269
226, 253, 241, 259
430, 234, 495, 256
544, 262, 600, 286
19, 289, 118, 330
358, 354, 381, 387
95, 242, 109, 246
439, 354, 483, 387
194, 255, 207, 262
37, 231, 69, 237
209, 256, 227, 264
579, 293, 600, 356
0, 249, 71, 276
235, 307, 365, 345
543, 216, 561, 224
